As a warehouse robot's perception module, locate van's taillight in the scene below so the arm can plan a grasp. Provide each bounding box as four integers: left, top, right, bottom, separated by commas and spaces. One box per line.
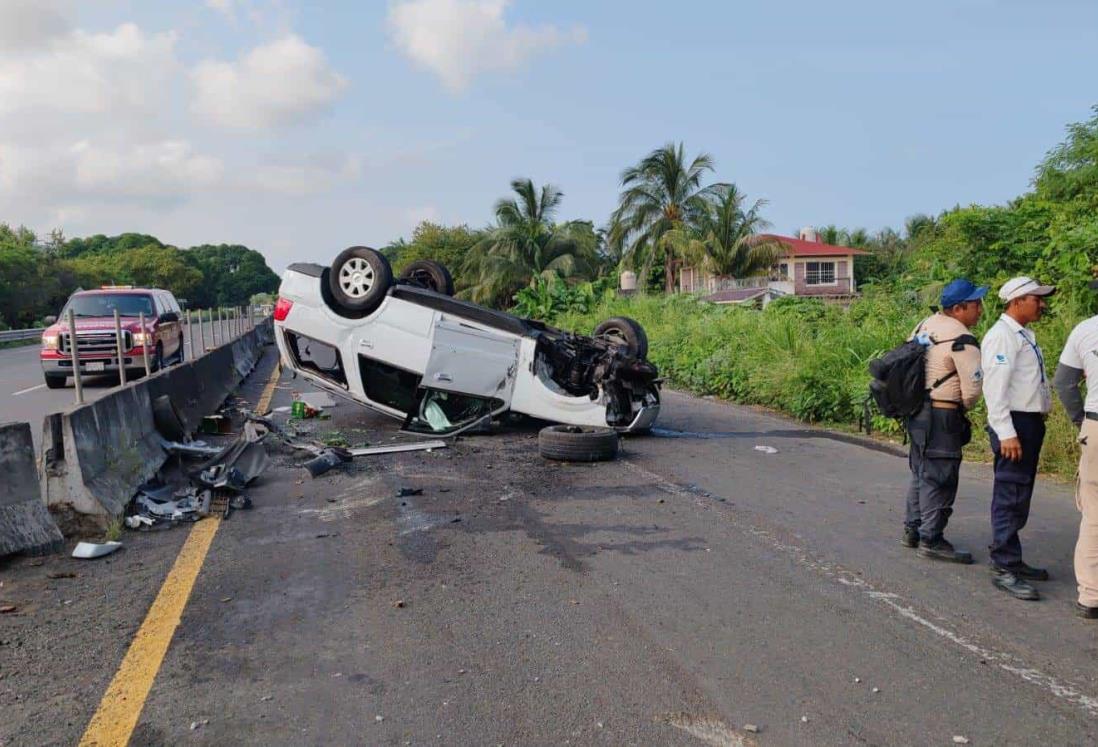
273, 297, 293, 321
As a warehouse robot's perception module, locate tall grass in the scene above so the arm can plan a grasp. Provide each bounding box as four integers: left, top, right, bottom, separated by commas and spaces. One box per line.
556, 292, 1082, 481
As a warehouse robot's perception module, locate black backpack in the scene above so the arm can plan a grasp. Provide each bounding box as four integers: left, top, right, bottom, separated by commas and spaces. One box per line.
867, 328, 978, 419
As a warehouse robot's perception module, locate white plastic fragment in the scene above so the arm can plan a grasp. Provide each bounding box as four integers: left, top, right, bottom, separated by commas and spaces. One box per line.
754, 445, 778, 454
952, 738, 970, 745
72, 541, 122, 559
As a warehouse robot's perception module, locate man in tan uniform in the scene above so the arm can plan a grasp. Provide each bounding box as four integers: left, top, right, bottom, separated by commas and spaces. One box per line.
904, 279, 987, 563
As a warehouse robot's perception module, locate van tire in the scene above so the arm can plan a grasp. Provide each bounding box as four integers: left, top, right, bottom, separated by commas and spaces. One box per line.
400, 260, 455, 296
538, 425, 620, 462
593, 317, 649, 359
328, 246, 393, 316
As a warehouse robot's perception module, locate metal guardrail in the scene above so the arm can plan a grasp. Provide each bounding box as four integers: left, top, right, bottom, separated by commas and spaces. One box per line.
0, 327, 45, 344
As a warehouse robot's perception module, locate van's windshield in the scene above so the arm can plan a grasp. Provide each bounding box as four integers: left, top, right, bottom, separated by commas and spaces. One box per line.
62, 294, 155, 318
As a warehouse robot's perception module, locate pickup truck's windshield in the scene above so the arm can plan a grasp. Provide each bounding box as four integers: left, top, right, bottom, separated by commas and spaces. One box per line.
63, 294, 155, 318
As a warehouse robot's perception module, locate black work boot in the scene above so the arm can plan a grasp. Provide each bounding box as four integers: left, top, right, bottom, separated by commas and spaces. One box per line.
1075, 602, 1098, 619
901, 527, 919, 549
917, 537, 974, 564
1000, 561, 1050, 582
992, 569, 1040, 601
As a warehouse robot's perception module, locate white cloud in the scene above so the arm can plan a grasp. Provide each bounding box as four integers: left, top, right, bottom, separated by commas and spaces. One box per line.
205, 0, 236, 19
0, 22, 178, 116
246, 153, 363, 196
191, 34, 348, 129
387, 0, 586, 93
0, 0, 72, 50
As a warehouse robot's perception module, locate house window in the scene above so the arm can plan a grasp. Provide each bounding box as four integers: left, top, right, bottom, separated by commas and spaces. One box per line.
778, 263, 790, 281
805, 261, 836, 285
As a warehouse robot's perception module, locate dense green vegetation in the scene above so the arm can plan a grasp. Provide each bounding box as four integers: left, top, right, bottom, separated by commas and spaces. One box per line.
0, 228, 279, 328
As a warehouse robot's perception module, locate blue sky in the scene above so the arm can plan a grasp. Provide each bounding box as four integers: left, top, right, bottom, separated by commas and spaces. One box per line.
2, 1, 1096, 271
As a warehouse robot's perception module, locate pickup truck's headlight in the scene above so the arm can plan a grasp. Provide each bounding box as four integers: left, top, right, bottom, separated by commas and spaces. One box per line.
133, 332, 149, 346
42, 333, 60, 350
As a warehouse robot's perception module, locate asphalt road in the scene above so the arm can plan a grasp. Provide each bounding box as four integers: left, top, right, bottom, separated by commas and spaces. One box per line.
3, 349, 1098, 745
1, 320, 249, 453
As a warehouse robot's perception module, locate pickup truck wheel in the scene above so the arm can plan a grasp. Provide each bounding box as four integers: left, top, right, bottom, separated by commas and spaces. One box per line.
176, 336, 185, 364
593, 316, 649, 359
329, 246, 393, 315
400, 260, 455, 296
44, 374, 66, 389
154, 342, 164, 372
538, 425, 620, 462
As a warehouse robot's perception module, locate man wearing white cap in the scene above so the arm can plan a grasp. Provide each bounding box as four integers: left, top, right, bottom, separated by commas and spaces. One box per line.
1053, 278, 1098, 619
981, 276, 1056, 601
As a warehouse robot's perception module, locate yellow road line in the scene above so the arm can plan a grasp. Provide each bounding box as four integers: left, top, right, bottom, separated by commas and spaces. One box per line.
255, 356, 283, 415
78, 518, 220, 747
79, 355, 284, 747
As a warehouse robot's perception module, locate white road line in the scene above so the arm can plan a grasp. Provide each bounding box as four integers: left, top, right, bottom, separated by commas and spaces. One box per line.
12, 383, 46, 396
622, 460, 1098, 718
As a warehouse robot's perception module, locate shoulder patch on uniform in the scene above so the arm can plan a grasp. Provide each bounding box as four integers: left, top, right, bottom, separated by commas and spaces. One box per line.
972, 368, 983, 382
994, 353, 1008, 365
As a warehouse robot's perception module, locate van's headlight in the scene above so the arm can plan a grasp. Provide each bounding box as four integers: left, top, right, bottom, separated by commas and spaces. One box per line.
42, 333, 60, 350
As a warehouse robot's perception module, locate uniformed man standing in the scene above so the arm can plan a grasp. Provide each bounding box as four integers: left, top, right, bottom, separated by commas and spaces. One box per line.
981, 276, 1056, 601
903, 279, 986, 563
1053, 279, 1098, 619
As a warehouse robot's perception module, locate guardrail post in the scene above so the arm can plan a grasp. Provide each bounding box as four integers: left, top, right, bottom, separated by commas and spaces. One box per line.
68, 310, 83, 404
237, 306, 243, 337
186, 309, 193, 361
199, 308, 207, 353
139, 312, 151, 376
113, 309, 127, 387
215, 308, 222, 347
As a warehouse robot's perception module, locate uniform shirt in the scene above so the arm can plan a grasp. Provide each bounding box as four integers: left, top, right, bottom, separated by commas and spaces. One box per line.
1058, 315, 1098, 414
908, 312, 983, 409
981, 313, 1051, 440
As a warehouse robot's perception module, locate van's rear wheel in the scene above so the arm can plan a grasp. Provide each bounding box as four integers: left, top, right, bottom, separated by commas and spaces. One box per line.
538, 425, 620, 462
328, 246, 393, 316
594, 317, 649, 359
400, 260, 455, 296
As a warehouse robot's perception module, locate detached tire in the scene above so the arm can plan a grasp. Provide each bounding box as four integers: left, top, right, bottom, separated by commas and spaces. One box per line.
328, 246, 393, 316
538, 425, 620, 462
400, 260, 455, 296
594, 316, 649, 359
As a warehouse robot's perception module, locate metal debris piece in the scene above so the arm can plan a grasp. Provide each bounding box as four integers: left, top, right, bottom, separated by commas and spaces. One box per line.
0, 605, 16, 614
303, 448, 352, 478
160, 439, 222, 458
744, 724, 760, 733
396, 488, 423, 498
952, 738, 970, 745
46, 571, 76, 579
347, 440, 448, 457
72, 541, 122, 559
754, 445, 778, 454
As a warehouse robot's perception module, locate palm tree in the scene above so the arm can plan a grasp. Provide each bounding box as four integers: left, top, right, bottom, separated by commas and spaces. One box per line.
608, 143, 727, 293
675, 184, 784, 280
461, 179, 599, 307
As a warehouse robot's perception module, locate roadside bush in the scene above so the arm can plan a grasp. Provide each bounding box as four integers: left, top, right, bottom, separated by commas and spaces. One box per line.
555, 290, 1084, 481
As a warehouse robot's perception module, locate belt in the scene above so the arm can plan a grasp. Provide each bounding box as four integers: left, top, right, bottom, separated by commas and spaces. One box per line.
931, 401, 960, 410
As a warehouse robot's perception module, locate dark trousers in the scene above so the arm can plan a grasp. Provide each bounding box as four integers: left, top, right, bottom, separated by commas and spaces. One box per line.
906, 404, 971, 542
987, 412, 1046, 568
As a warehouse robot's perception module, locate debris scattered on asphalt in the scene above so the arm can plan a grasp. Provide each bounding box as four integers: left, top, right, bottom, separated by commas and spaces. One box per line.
347, 440, 448, 457
46, 572, 76, 579
393, 600, 405, 608
297, 392, 337, 410
260, 695, 273, 702
872, 687, 880, 693
220, 597, 232, 603
801, 715, 809, 723
754, 445, 779, 454
0, 605, 16, 614
397, 488, 423, 498
744, 724, 760, 733
189, 719, 208, 731
72, 541, 122, 559
160, 440, 222, 458
952, 737, 970, 745
854, 677, 861, 683
200, 414, 233, 435
375, 715, 384, 723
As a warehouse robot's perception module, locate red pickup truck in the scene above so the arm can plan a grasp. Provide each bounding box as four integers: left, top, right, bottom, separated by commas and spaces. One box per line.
40, 287, 185, 388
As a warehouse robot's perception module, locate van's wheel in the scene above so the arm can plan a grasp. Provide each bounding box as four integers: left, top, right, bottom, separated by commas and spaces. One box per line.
594, 317, 649, 359
538, 425, 620, 462
400, 260, 455, 296
329, 246, 393, 316
44, 374, 66, 389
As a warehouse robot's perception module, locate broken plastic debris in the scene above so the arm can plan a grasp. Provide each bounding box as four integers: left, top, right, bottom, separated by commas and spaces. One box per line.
952, 738, 970, 745
72, 541, 122, 559
346, 440, 448, 457
744, 724, 759, 733
297, 392, 337, 409
754, 445, 778, 454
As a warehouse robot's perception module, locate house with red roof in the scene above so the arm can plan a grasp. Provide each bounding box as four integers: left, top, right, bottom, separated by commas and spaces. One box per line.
678, 227, 870, 305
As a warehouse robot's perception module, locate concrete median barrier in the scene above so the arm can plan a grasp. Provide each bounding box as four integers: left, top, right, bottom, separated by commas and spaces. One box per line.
41, 320, 273, 525
0, 421, 64, 556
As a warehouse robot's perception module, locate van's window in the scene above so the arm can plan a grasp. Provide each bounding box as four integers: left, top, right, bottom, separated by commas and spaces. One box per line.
403, 389, 500, 435
284, 332, 347, 387
63, 294, 154, 318
359, 357, 420, 414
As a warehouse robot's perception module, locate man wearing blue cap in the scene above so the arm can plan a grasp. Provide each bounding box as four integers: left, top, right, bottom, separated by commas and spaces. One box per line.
903, 278, 987, 563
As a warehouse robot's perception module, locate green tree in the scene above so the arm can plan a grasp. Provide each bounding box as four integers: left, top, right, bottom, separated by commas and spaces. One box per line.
391, 222, 484, 291
461, 179, 600, 307
183, 244, 280, 307
609, 143, 726, 294
673, 184, 784, 279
